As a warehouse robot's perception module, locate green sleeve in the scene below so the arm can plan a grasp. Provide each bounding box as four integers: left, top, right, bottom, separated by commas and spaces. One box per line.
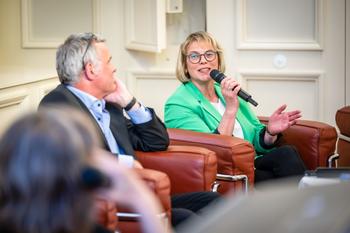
239, 101, 275, 155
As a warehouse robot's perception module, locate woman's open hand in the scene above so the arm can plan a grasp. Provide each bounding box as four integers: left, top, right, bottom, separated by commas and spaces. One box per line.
267, 104, 301, 135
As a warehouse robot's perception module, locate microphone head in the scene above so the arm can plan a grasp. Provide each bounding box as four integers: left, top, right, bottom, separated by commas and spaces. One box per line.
210, 69, 225, 83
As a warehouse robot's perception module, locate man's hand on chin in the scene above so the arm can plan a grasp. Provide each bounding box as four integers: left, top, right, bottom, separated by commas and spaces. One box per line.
104, 79, 133, 107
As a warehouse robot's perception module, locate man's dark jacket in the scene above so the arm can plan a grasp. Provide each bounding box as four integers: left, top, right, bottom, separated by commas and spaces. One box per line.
39, 84, 169, 157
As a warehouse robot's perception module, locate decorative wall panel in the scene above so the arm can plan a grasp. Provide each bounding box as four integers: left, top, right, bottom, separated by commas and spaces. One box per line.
236, 0, 323, 50
21, 0, 101, 48
238, 71, 323, 120
127, 71, 177, 120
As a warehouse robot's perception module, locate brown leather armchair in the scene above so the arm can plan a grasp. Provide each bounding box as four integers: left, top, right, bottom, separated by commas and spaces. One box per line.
97, 145, 218, 233
167, 117, 338, 194
95, 198, 119, 232
258, 117, 338, 170
117, 168, 172, 233
168, 128, 255, 194
335, 106, 350, 166
95, 168, 170, 233
137, 145, 217, 194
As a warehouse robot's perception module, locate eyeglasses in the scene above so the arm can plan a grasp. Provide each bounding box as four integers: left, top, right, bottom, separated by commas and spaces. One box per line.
186, 50, 218, 64
81, 33, 97, 70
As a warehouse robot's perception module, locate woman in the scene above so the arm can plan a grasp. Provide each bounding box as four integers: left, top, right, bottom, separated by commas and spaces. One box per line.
0, 107, 166, 233
164, 31, 306, 183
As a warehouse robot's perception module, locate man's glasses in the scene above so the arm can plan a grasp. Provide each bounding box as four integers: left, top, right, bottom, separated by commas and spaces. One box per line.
81, 33, 97, 70
186, 50, 218, 64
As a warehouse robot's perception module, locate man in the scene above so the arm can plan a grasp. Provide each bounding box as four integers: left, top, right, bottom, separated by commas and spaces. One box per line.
39, 33, 219, 228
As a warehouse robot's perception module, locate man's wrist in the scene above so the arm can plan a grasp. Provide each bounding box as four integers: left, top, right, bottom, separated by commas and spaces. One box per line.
124, 97, 137, 111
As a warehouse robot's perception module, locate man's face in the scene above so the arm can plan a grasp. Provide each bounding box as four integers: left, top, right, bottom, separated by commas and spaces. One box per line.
94, 43, 117, 96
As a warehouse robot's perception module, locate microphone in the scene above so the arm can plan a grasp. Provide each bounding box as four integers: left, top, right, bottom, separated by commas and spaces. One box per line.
210, 69, 258, 107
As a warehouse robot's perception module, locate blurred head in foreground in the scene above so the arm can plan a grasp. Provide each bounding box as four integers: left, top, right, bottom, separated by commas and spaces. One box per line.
0, 106, 100, 233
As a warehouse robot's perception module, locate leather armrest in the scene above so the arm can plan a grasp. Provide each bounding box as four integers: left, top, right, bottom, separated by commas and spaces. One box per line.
167, 128, 255, 192
95, 198, 119, 232
133, 168, 171, 216
136, 145, 217, 194
259, 116, 337, 169
118, 168, 171, 233
116, 168, 171, 217
95, 168, 171, 233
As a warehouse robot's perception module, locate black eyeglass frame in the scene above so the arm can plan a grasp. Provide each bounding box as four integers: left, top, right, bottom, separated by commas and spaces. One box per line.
186, 50, 218, 64
81, 33, 97, 70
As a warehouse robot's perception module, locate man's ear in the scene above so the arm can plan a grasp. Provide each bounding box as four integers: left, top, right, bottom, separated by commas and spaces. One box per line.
84, 63, 97, 81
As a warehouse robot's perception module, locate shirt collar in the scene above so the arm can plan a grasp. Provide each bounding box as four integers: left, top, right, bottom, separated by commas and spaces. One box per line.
66, 85, 106, 112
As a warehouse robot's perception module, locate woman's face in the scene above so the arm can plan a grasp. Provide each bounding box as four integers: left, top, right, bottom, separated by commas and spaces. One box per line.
185, 40, 219, 85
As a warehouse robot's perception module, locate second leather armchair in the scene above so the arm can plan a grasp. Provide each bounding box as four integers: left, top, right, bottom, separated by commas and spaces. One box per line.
167, 128, 255, 194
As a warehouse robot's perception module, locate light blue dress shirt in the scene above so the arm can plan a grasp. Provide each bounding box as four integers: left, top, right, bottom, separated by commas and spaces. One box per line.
66, 85, 152, 166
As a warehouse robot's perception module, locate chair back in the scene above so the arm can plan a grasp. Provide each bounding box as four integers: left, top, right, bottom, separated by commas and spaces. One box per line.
336, 106, 350, 166
259, 117, 337, 169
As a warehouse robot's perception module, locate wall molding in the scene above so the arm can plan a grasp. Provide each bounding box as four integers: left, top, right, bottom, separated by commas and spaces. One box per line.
236, 0, 324, 50
238, 70, 324, 120
21, 0, 101, 48
0, 91, 28, 109
0, 77, 58, 112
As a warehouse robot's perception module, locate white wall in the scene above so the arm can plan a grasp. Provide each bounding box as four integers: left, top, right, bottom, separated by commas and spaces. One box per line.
0, 0, 347, 134
206, 0, 346, 126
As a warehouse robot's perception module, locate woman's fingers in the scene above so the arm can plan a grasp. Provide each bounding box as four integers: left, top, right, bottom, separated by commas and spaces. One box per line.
288, 110, 302, 121
273, 104, 287, 115
221, 78, 240, 95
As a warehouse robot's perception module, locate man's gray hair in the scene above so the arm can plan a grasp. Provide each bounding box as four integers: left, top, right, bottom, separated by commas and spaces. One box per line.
56, 33, 105, 84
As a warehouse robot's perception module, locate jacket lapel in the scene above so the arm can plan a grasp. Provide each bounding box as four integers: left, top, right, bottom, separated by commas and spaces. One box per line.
185, 82, 222, 123
107, 105, 135, 156
59, 85, 111, 151
184, 82, 247, 136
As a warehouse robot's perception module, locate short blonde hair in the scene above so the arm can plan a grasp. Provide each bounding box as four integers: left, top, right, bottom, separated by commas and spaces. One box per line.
176, 31, 226, 83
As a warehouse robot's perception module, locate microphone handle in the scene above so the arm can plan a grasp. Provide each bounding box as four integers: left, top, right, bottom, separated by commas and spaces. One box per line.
237, 89, 251, 100
210, 69, 258, 107
238, 89, 258, 107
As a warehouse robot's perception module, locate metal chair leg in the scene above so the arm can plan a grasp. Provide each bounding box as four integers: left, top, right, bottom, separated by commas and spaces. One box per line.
216, 173, 249, 193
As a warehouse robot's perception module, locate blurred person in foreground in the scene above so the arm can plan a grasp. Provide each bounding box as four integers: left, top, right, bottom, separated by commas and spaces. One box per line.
0, 107, 168, 233
39, 32, 220, 227
178, 178, 350, 233
165, 31, 306, 184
